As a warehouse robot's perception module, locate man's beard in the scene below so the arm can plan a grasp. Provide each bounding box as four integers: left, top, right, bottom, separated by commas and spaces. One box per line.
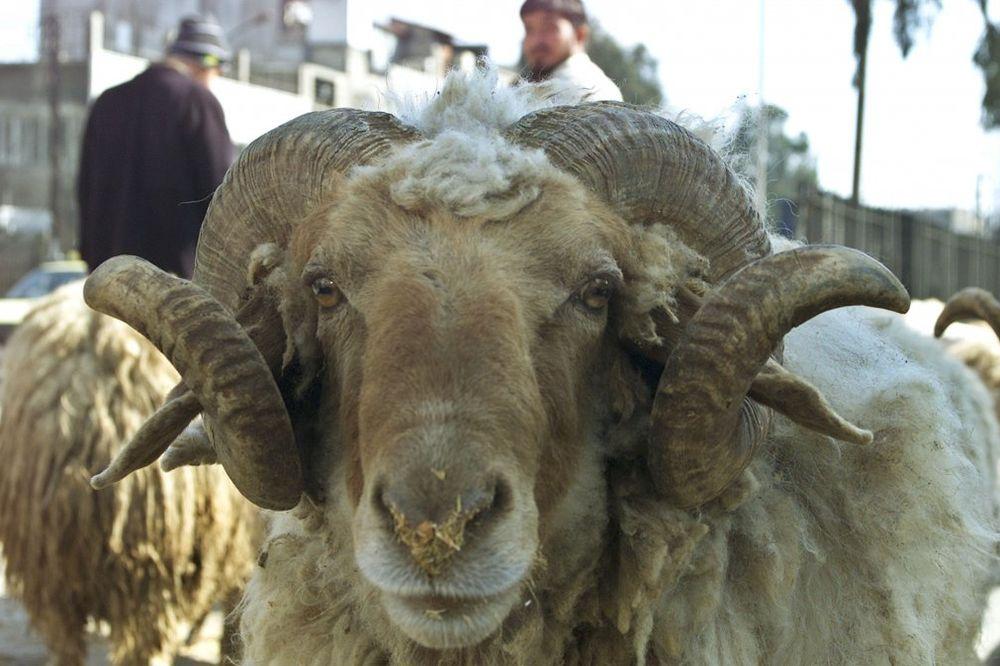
523, 54, 566, 82
524, 64, 556, 82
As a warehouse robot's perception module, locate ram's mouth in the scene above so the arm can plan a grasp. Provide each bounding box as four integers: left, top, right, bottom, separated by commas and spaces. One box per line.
381, 586, 522, 649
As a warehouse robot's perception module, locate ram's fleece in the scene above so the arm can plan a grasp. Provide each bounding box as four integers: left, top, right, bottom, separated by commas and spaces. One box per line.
81, 70, 999, 665
0, 283, 258, 665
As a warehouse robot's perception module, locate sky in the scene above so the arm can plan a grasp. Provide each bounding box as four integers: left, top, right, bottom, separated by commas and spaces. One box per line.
2, 0, 999, 215
0, 3, 40, 62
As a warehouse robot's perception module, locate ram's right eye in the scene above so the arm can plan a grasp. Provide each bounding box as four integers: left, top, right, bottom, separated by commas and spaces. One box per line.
311, 277, 344, 309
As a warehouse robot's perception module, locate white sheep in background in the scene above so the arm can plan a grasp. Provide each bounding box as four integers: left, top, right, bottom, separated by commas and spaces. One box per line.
0, 282, 259, 665
903, 292, 1000, 406
906, 287, 1000, 662
82, 70, 998, 665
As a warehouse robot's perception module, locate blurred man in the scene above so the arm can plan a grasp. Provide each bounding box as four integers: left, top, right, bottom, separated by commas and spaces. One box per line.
77, 16, 234, 278
520, 0, 622, 102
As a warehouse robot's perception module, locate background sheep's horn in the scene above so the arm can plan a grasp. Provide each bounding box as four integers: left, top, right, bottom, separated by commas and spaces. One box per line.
648, 245, 910, 508
84, 255, 302, 510
934, 287, 1000, 339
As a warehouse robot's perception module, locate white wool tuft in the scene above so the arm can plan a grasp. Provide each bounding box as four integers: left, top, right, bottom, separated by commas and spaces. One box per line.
374, 67, 588, 220
392, 66, 581, 138
385, 134, 549, 220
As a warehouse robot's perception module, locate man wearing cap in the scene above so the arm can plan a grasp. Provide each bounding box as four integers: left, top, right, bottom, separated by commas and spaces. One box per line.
77, 16, 235, 278
520, 0, 622, 102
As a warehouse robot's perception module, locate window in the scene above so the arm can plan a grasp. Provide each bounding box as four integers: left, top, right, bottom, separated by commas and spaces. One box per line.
314, 78, 336, 107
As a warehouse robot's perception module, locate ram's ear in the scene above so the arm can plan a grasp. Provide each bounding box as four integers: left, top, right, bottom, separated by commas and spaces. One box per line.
242, 242, 317, 393
612, 223, 708, 349
246, 242, 332, 504
603, 225, 705, 459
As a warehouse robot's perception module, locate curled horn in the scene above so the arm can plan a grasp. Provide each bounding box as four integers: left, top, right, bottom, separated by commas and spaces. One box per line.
505, 103, 771, 284
90, 282, 284, 490
506, 104, 908, 506
85, 256, 302, 510
87, 110, 422, 507
650, 246, 909, 507
934, 287, 1000, 339
193, 111, 423, 312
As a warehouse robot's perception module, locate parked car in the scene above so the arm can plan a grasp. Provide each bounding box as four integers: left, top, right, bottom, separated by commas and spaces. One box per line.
0, 260, 88, 342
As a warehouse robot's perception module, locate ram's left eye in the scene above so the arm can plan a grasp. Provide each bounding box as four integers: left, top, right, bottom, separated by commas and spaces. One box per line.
578, 277, 614, 311
311, 277, 344, 309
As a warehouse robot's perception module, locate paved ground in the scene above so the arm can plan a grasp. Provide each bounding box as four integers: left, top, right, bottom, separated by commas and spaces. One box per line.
0, 556, 224, 665
0, 572, 222, 666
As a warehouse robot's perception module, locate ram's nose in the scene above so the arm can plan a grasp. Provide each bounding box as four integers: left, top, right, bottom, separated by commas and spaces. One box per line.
377, 472, 506, 576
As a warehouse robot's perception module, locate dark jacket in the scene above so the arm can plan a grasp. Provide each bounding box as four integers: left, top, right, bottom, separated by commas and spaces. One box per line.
77, 63, 234, 277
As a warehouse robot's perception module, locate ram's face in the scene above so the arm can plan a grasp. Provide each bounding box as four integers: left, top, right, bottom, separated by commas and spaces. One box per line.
294, 170, 636, 648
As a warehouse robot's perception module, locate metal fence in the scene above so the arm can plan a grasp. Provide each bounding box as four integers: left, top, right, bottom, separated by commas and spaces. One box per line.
792, 190, 1000, 301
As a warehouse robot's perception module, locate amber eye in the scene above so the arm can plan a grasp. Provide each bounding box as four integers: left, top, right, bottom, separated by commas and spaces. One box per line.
578, 277, 614, 311
311, 277, 344, 309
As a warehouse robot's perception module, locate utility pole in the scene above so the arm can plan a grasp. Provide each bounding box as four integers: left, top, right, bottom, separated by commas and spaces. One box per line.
851, 45, 866, 205
42, 12, 66, 255
850, 0, 871, 206
976, 174, 983, 232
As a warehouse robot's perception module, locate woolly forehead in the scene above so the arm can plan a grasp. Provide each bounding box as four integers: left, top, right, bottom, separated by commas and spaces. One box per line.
300, 148, 641, 296
351, 131, 552, 222
348, 67, 605, 222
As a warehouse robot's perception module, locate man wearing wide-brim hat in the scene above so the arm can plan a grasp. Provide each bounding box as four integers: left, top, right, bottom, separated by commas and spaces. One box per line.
520, 0, 622, 102
77, 16, 235, 279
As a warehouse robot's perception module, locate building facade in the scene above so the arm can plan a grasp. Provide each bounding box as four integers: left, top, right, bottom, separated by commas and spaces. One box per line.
0, 3, 499, 261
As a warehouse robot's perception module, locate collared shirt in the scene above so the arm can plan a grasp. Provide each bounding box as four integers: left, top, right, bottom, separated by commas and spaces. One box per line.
546, 52, 623, 102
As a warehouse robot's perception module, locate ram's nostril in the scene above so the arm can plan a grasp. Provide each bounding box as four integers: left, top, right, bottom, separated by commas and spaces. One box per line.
459, 482, 495, 518
494, 477, 513, 514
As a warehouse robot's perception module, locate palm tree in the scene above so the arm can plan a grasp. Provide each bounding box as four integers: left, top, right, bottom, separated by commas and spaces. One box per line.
847, 0, 939, 204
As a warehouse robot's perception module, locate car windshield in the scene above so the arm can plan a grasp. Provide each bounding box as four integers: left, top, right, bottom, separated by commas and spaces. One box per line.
5, 270, 84, 298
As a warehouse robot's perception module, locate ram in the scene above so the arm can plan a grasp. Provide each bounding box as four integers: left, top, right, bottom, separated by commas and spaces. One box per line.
84, 72, 998, 665
0, 282, 258, 665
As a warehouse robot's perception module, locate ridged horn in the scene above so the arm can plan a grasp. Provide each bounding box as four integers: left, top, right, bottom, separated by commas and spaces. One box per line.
185, 111, 420, 505
90, 281, 285, 490
84, 255, 302, 510
934, 287, 1000, 339
193, 110, 423, 312
642, 297, 875, 447
505, 102, 770, 283
649, 245, 910, 508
